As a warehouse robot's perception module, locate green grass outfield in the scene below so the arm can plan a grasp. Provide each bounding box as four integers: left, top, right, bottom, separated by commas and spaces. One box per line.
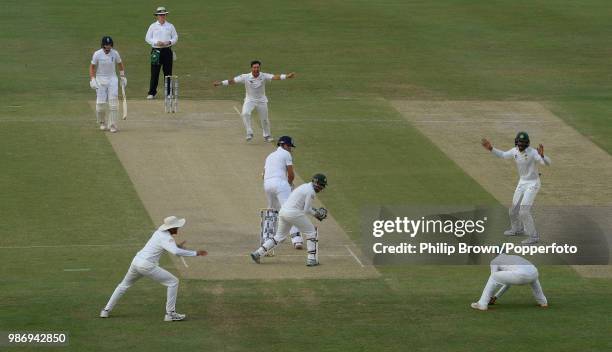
2, 0, 612, 351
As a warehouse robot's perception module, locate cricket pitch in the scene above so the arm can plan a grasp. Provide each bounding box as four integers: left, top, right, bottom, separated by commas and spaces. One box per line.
96, 99, 379, 280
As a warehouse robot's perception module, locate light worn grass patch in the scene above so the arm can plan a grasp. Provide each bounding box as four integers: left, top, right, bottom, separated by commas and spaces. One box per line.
392, 100, 612, 278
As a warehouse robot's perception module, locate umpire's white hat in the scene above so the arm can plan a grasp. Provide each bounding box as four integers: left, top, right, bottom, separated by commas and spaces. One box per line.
159, 216, 185, 230
154, 6, 169, 15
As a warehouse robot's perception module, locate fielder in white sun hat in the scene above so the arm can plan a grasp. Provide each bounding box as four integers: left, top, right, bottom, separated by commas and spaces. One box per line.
159, 216, 186, 231
154, 6, 169, 15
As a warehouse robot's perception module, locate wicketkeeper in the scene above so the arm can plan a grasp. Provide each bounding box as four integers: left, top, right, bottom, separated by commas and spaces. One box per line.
89, 36, 127, 133
251, 174, 328, 266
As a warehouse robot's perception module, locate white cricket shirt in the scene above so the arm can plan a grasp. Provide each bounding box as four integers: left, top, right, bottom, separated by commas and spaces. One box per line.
91, 49, 122, 78
492, 146, 551, 182
145, 21, 178, 48
135, 229, 196, 265
282, 182, 316, 215
234, 72, 274, 103
264, 147, 293, 182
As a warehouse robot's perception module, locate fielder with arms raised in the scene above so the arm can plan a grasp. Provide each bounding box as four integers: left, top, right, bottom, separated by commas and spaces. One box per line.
100, 216, 207, 321
471, 254, 548, 311
89, 36, 127, 133
261, 135, 304, 250
481, 132, 551, 244
251, 174, 328, 266
214, 60, 295, 142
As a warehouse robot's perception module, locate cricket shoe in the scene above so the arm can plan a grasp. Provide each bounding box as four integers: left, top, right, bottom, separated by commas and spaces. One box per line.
294, 242, 304, 250
264, 249, 275, 257
503, 229, 524, 236
109, 125, 118, 133
250, 251, 261, 264
246, 133, 254, 142
99, 309, 109, 318
99, 123, 107, 131
164, 311, 186, 322
521, 236, 540, 245
470, 303, 488, 311
146, 94, 155, 100
538, 303, 549, 308
306, 259, 319, 267
264, 136, 275, 143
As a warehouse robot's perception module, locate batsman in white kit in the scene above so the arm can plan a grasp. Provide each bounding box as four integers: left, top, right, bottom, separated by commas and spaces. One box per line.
471, 254, 548, 310
251, 174, 328, 266
89, 36, 127, 133
481, 132, 551, 244
213, 60, 295, 142
100, 216, 207, 321
261, 135, 304, 253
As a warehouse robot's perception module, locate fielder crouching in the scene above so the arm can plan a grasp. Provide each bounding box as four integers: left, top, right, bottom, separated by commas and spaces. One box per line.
251, 174, 328, 266
100, 216, 207, 321
471, 254, 548, 311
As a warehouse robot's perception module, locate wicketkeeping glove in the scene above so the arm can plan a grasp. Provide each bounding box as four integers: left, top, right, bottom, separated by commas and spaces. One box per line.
313, 207, 328, 221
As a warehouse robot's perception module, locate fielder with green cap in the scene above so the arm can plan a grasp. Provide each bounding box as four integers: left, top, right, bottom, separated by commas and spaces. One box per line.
481, 132, 551, 244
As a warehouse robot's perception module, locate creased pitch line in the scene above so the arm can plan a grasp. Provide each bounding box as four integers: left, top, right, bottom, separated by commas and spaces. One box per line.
0, 244, 141, 249
345, 245, 365, 267
63, 268, 91, 272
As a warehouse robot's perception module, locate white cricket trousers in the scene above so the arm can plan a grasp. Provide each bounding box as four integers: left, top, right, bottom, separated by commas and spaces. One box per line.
95, 75, 119, 104
95, 75, 119, 128
258, 209, 317, 259
104, 257, 179, 314
509, 179, 540, 236
477, 266, 547, 306
241, 100, 271, 137
264, 178, 302, 244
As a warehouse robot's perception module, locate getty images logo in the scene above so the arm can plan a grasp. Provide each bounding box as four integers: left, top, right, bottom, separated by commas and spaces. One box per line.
372, 216, 488, 238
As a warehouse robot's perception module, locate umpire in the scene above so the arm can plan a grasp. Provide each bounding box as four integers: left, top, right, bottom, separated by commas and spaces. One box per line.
145, 6, 178, 99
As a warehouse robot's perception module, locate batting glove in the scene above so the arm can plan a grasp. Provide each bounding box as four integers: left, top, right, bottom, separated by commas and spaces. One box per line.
314, 207, 328, 221
121, 76, 127, 87
90, 78, 98, 90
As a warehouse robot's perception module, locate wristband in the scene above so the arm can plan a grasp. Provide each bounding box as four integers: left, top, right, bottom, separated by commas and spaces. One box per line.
280, 74, 287, 80
222, 80, 229, 86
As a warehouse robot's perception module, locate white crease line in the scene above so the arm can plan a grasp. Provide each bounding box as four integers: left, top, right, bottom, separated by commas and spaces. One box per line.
345, 245, 364, 267
202, 254, 352, 257
63, 268, 91, 272
180, 257, 189, 268
411, 119, 544, 124
233, 106, 241, 115
0, 244, 141, 249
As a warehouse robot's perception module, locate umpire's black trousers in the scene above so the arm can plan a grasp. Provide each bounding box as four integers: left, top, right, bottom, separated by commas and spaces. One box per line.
148, 47, 173, 96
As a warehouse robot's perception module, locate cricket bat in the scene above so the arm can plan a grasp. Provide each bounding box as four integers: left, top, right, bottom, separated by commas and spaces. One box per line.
121, 82, 127, 120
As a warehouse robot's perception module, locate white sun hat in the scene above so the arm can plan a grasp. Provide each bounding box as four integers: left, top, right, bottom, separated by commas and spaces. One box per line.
154, 6, 169, 15
159, 216, 185, 231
